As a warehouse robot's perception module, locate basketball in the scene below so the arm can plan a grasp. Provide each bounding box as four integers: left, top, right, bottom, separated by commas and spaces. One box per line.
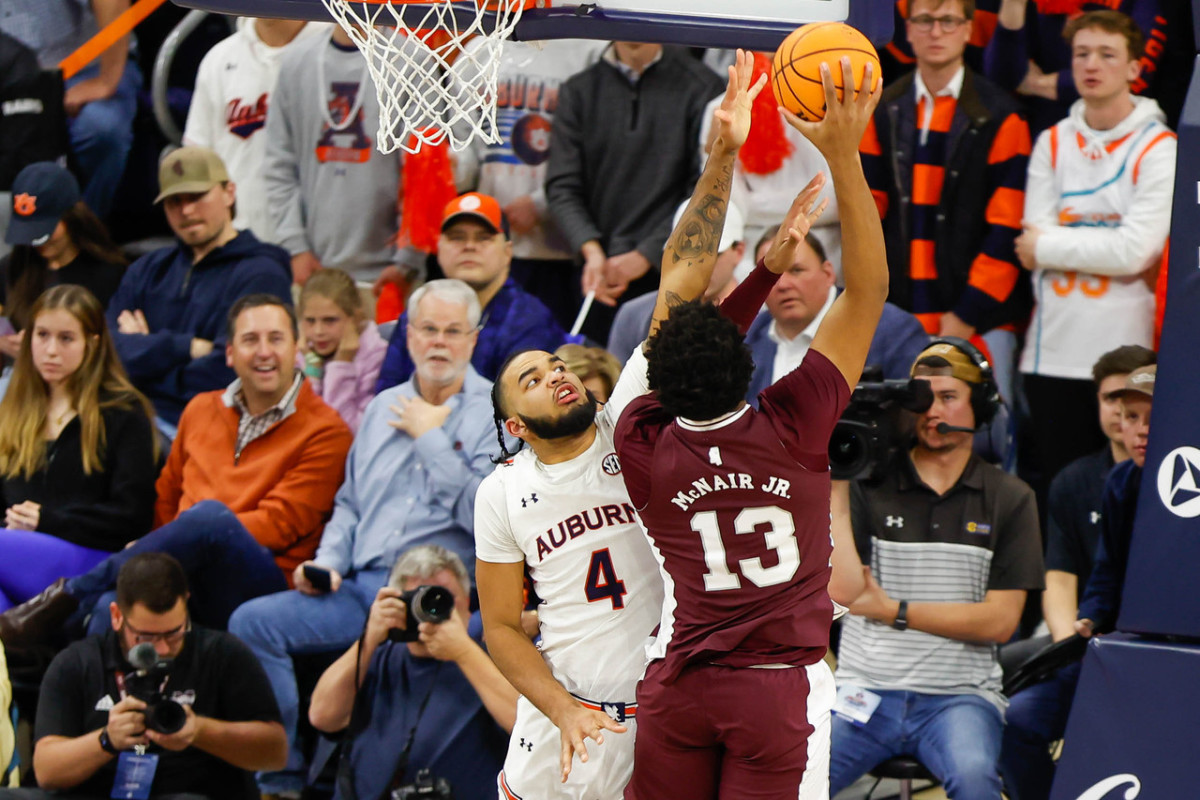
771, 22, 880, 122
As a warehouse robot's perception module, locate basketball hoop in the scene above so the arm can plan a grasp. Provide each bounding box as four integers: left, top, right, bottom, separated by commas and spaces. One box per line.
318, 0, 537, 154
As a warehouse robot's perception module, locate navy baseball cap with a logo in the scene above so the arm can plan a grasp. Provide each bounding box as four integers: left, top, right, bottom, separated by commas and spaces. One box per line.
6, 162, 82, 247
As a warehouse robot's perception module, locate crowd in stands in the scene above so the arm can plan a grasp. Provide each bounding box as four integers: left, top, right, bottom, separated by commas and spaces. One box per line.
0, 0, 1187, 798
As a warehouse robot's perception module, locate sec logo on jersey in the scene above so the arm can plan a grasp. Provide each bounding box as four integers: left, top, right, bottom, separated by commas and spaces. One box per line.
602, 453, 621, 475
511, 113, 552, 166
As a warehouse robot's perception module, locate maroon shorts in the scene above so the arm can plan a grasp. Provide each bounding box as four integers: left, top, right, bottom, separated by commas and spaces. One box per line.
624, 659, 834, 800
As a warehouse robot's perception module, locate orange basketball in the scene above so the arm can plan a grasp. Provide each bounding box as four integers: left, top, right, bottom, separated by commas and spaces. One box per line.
771, 22, 880, 122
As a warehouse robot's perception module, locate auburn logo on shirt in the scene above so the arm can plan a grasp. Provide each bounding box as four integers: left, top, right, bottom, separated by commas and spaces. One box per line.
226, 93, 268, 139
315, 82, 372, 164
13, 193, 36, 216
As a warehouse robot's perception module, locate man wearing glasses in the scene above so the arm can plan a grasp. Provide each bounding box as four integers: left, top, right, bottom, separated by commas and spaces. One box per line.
23, 553, 286, 800
228, 278, 499, 799
860, 0, 1031, 405
374, 192, 570, 393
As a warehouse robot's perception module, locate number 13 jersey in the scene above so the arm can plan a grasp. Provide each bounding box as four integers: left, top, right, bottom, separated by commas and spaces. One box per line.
614, 348, 851, 684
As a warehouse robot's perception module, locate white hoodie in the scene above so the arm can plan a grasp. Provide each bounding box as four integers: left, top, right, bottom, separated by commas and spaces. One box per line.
1019, 96, 1175, 379
184, 18, 330, 242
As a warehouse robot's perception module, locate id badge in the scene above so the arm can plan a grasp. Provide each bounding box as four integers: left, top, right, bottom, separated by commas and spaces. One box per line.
832, 685, 882, 726
112, 751, 159, 800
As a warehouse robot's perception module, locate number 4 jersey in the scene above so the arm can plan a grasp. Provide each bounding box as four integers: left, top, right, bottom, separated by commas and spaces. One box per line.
614, 348, 851, 684
475, 348, 665, 704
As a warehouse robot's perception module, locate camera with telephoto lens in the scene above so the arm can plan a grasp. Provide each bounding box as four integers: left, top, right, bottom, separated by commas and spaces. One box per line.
392, 769, 454, 799
387, 585, 455, 643
828, 367, 933, 482
123, 643, 188, 734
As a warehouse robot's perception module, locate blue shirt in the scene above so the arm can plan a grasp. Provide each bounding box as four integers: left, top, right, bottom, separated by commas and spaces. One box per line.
1078, 459, 1142, 633
337, 613, 508, 800
375, 277, 568, 393
314, 368, 497, 578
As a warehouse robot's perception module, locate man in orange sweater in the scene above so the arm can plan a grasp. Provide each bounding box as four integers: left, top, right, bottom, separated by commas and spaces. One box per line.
0, 295, 352, 646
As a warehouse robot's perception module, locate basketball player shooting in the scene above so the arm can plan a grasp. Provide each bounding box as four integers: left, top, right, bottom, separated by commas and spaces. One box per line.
613, 57, 886, 800
474, 51, 770, 800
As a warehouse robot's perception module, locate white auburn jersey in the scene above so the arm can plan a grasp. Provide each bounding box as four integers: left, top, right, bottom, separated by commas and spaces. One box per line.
1019, 97, 1174, 380
475, 347, 664, 703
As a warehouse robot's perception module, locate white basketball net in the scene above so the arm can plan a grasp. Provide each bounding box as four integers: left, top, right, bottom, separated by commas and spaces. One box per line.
318, 0, 529, 154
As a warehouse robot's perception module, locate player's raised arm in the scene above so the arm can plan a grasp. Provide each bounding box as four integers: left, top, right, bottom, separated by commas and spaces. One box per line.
783, 58, 887, 390
648, 49, 767, 339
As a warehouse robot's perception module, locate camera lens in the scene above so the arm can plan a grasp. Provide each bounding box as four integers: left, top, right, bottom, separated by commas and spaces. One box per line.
829, 424, 868, 476
145, 700, 187, 734
411, 586, 455, 624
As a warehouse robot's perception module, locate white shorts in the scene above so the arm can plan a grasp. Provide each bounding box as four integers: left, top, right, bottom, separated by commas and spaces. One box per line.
497, 695, 638, 800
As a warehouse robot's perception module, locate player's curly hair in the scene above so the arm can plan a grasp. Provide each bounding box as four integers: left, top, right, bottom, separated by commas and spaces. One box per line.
645, 301, 754, 421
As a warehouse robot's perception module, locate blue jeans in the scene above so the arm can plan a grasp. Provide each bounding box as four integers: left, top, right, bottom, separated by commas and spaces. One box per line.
65, 60, 141, 220
227, 569, 389, 794
67, 500, 287, 633
998, 662, 1082, 800
0, 529, 109, 612
830, 690, 1005, 800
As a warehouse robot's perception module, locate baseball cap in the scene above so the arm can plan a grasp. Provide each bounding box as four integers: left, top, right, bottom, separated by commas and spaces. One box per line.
1111, 364, 1156, 400
155, 147, 230, 203
441, 192, 508, 238
670, 200, 746, 254
911, 341, 985, 385
6, 162, 81, 247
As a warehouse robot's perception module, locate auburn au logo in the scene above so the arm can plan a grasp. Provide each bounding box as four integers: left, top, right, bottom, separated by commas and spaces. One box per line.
13, 193, 36, 216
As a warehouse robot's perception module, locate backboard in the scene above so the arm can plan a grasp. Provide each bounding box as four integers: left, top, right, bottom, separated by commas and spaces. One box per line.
172, 0, 851, 50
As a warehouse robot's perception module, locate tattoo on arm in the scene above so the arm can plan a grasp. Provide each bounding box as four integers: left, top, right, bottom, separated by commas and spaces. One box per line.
664, 291, 686, 308
666, 193, 728, 264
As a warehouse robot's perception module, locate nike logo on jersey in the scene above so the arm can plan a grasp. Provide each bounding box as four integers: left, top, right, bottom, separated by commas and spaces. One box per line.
534, 503, 638, 562
670, 472, 792, 510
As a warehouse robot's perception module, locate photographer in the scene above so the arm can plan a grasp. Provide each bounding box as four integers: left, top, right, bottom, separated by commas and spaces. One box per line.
7, 553, 285, 800
308, 545, 514, 800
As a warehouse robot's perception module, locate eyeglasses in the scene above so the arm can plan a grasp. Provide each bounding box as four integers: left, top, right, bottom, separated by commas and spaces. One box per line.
408, 323, 476, 342
908, 14, 968, 33
123, 618, 190, 645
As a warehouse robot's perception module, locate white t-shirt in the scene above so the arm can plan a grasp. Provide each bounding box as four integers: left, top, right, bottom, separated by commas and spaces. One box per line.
475, 347, 664, 702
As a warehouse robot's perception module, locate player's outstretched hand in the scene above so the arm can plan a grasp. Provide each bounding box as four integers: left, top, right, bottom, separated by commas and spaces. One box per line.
555, 703, 627, 783
713, 48, 769, 153
781, 56, 881, 164
762, 173, 830, 274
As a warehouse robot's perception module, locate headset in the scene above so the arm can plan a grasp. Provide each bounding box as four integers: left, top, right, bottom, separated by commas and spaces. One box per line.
923, 336, 1002, 428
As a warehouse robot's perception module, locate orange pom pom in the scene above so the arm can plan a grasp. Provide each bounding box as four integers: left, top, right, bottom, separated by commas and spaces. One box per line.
738, 52, 794, 176
398, 133, 457, 252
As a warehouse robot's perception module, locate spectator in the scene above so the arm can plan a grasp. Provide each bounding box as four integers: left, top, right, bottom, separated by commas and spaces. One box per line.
999, 359, 1156, 800
0, 295, 352, 648
984, 0, 1179, 134
184, 17, 329, 242
880, 0, 1001, 81
228, 279, 496, 798
10, 553, 286, 800
297, 268, 387, 432
309, 545, 513, 800
264, 25, 421, 285
375, 192, 567, 392
743, 226, 929, 400
861, 0, 1032, 405
554, 343, 621, 403
0, 285, 156, 613
1015, 10, 1174, 498
829, 339, 1044, 799
606, 199, 745, 365
1, 164, 126, 362
0, 0, 140, 221
545, 42, 723, 341
451, 38, 605, 329
107, 147, 293, 438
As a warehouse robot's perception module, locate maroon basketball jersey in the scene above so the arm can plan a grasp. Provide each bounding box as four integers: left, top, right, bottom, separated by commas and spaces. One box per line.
615, 349, 851, 683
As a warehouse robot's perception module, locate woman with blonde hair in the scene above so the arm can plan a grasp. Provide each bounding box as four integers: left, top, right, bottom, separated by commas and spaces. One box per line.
298, 268, 388, 431
0, 285, 157, 612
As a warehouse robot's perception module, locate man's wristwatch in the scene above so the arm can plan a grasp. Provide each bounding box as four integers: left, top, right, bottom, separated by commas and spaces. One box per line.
892, 600, 909, 631
99, 727, 120, 755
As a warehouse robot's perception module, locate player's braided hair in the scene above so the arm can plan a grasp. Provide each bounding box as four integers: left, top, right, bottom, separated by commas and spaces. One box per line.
646, 301, 754, 421
490, 351, 527, 464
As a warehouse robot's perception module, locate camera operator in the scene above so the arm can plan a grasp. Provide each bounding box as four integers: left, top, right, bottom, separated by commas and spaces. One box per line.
308, 545, 515, 800
828, 339, 1044, 799
5, 553, 285, 800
